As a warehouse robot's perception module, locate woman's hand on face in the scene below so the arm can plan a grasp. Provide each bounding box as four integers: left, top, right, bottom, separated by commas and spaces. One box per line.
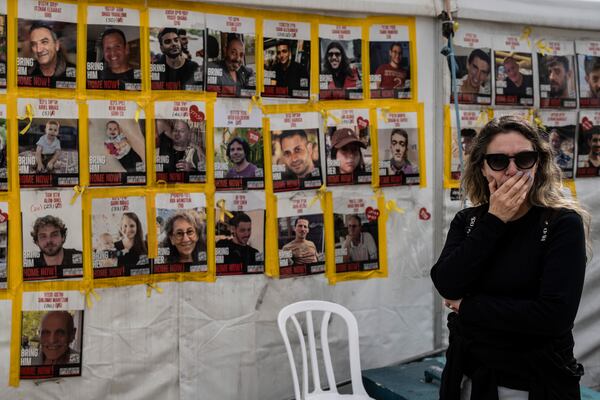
444, 298, 462, 313
487, 171, 532, 223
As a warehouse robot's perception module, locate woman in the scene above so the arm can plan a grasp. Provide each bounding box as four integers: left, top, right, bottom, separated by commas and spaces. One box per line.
160, 211, 206, 263
321, 41, 360, 89
115, 212, 147, 267
431, 116, 589, 399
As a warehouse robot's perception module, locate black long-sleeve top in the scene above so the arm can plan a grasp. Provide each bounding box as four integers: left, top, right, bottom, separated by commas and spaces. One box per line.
431, 205, 586, 395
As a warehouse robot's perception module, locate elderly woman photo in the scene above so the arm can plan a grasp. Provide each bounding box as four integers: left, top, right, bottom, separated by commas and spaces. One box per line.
159, 210, 206, 264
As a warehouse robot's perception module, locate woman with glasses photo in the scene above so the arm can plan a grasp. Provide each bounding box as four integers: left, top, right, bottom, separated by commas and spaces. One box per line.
321, 41, 360, 90
160, 210, 206, 264
431, 116, 590, 399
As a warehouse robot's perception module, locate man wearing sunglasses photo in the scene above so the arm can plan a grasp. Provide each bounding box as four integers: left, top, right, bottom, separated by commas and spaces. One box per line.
432, 116, 589, 399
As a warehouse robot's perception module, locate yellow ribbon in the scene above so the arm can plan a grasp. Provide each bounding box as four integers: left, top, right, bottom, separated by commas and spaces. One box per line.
307, 185, 327, 208
386, 199, 405, 214
247, 95, 263, 114
371, 188, 384, 202
520, 27, 532, 48
216, 199, 233, 223
70, 185, 86, 205
320, 110, 341, 133
453, 21, 460, 33
380, 107, 391, 123
18, 103, 34, 135
486, 107, 494, 121
135, 102, 144, 123
535, 39, 553, 56
476, 110, 488, 125
534, 116, 546, 131
80, 287, 101, 309
146, 283, 163, 298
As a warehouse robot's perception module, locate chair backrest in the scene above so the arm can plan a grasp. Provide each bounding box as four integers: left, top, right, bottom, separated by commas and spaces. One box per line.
277, 300, 369, 399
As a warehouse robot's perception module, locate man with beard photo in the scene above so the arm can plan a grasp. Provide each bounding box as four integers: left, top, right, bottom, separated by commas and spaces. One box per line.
155, 28, 199, 90
30, 215, 82, 268
321, 41, 360, 90
278, 130, 318, 180
271, 40, 309, 95
214, 36, 254, 96
216, 211, 259, 267
585, 130, 600, 168
225, 137, 258, 178
543, 55, 573, 99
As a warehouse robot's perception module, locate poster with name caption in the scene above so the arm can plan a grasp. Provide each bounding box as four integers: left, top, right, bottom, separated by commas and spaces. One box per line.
21, 189, 83, 282
262, 19, 310, 99
86, 6, 141, 91
450, 109, 487, 180
577, 110, 600, 177
319, 24, 362, 100
205, 14, 256, 98
377, 110, 420, 186
0, 104, 6, 190
0, 202, 7, 289
91, 196, 149, 279
449, 29, 492, 105
333, 192, 380, 274
214, 191, 265, 275
277, 192, 325, 278
88, 100, 146, 186
155, 192, 207, 274
17, 0, 77, 89
155, 100, 206, 184
538, 110, 577, 178
18, 99, 79, 188
576, 41, 600, 108
492, 108, 532, 122
214, 99, 264, 190
0, 0, 6, 90
150, 8, 204, 91
537, 40, 577, 108
493, 34, 534, 106
270, 112, 322, 192
369, 24, 411, 99
20, 291, 84, 379
325, 108, 372, 186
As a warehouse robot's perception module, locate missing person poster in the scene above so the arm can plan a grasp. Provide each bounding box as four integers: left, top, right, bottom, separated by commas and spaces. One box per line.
215, 191, 265, 275
0, 1, 6, 90
576, 110, 600, 177
450, 109, 486, 180
21, 189, 83, 281
270, 112, 322, 192
88, 100, 146, 186
333, 191, 380, 273
537, 40, 577, 108
86, 6, 141, 91
377, 110, 420, 186
150, 8, 204, 91
325, 108, 372, 186
205, 14, 256, 97
262, 19, 310, 99
214, 99, 264, 191
369, 23, 411, 99
538, 110, 577, 179
155, 192, 207, 274
319, 24, 362, 100
576, 41, 600, 108
492, 108, 532, 122
155, 100, 206, 184
20, 291, 84, 379
91, 196, 149, 279
17, 0, 77, 89
494, 34, 534, 106
18, 98, 79, 188
449, 28, 492, 105
0, 202, 7, 289
0, 104, 7, 190
277, 192, 325, 278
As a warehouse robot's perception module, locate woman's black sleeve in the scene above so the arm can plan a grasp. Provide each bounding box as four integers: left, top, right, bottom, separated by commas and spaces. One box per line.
458, 211, 586, 336
431, 209, 507, 300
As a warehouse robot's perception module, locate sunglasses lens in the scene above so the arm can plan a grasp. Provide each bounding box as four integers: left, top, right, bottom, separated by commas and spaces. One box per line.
485, 151, 538, 171
486, 154, 509, 171
514, 151, 538, 169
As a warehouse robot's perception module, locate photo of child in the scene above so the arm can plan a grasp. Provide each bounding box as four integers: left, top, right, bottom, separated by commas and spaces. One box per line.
103, 120, 142, 173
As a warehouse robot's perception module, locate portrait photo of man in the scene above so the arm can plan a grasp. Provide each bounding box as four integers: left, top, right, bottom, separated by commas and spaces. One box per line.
35, 311, 80, 366
281, 218, 318, 265
152, 27, 201, 90
216, 211, 260, 269
495, 54, 534, 104
155, 119, 204, 175
263, 39, 310, 98
387, 128, 418, 176
206, 34, 255, 97
458, 48, 491, 96
585, 130, 600, 168
549, 129, 573, 171
30, 215, 82, 268
99, 29, 134, 82
225, 137, 258, 178
342, 214, 377, 263
277, 129, 319, 180
373, 42, 409, 91
580, 56, 600, 103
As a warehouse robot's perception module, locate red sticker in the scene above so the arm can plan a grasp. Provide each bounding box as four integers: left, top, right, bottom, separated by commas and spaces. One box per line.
365, 206, 380, 222
247, 129, 260, 145
357, 116, 369, 130
582, 116, 593, 131
418, 207, 431, 220
189, 105, 205, 122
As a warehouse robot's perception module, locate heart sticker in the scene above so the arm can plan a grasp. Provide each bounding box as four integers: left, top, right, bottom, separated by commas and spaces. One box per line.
357, 116, 369, 130
582, 116, 593, 131
189, 105, 205, 122
365, 207, 380, 222
418, 207, 431, 220
247, 129, 260, 145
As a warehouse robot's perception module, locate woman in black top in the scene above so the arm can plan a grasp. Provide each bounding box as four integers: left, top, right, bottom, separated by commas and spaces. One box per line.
431, 116, 589, 399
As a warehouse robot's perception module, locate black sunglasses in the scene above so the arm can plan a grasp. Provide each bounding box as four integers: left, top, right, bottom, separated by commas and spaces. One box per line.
483, 151, 539, 171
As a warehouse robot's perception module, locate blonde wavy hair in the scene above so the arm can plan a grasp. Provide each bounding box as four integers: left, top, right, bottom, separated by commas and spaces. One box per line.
461, 116, 591, 257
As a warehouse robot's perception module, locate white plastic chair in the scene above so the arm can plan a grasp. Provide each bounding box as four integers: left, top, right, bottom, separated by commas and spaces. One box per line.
277, 300, 374, 400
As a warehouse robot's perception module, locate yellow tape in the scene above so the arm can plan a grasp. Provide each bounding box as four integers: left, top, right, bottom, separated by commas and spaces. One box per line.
17, 103, 33, 135
308, 185, 327, 208
534, 116, 546, 131
380, 107, 390, 123
520, 26, 532, 48
386, 199, 405, 214
81, 287, 101, 309
70, 185, 86, 205
247, 95, 263, 114
535, 39, 553, 56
